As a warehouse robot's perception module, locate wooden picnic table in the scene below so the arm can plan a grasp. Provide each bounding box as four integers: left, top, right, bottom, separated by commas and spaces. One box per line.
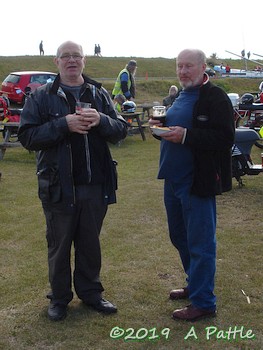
0, 122, 21, 160
120, 112, 146, 141
137, 103, 154, 119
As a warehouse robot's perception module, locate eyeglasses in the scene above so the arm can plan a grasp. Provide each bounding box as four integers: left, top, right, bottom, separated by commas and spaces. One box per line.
59, 54, 84, 61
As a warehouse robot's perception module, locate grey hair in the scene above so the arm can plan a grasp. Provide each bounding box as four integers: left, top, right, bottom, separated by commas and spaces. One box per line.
195, 49, 206, 64
177, 49, 207, 64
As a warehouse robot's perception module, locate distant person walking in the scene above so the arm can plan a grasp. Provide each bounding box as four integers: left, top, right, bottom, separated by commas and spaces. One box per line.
97, 44, 102, 57
94, 44, 102, 57
112, 60, 137, 101
39, 41, 44, 55
94, 44, 98, 56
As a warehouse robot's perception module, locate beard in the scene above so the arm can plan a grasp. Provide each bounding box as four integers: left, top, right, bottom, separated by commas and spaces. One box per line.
178, 70, 205, 89
179, 75, 203, 89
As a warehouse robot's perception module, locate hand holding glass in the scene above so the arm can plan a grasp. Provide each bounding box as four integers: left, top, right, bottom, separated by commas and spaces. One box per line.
152, 106, 166, 124
75, 102, 91, 114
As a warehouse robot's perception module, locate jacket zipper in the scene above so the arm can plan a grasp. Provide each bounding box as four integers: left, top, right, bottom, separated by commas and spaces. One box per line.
79, 87, 93, 184
84, 134, 92, 183
68, 142, 76, 205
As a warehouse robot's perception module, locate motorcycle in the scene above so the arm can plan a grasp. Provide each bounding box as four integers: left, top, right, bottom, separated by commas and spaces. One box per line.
0, 87, 32, 139
232, 128, 263, 187
230, 92, 263, 149
0, 95, 22, 138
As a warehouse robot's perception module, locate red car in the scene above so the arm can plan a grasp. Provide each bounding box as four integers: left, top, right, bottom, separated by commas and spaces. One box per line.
0, 71, 56, 104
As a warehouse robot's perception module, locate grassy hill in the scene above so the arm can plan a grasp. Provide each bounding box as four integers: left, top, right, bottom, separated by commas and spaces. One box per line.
0, 55, 262, 103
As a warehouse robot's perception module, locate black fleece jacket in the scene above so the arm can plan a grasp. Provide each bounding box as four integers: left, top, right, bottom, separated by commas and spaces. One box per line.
184, 80, 235, 196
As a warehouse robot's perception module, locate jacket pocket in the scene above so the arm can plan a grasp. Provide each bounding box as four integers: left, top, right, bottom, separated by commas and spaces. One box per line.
104, 159, 118, 204
37, 168, 62, 203
192, 151, 222, 196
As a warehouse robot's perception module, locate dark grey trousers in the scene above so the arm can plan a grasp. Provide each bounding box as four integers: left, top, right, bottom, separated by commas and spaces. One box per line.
43, 185, 107, 305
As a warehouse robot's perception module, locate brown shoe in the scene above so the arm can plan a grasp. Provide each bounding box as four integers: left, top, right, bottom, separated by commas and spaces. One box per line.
169, 287, 189, 300
172, 304, 216, 322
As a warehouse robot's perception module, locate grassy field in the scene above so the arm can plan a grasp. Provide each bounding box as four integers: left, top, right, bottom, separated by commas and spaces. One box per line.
0, 131, 262, 350
0, 56, 263, 349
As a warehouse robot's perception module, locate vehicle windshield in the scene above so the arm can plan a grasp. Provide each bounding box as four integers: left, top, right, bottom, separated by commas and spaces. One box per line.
3, 74, 20, 83
30, 74, 56, 84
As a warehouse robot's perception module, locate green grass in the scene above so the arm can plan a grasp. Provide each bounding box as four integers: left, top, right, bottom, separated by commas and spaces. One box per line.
1, 55, 262, 349
1, 56, 263, 104
0, 132, 262, 350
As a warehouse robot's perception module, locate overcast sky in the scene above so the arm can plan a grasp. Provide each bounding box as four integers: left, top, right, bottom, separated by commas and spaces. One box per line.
1, 0, 262, 63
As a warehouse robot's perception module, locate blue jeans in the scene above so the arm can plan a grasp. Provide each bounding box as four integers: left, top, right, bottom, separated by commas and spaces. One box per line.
164, 180, 217, 310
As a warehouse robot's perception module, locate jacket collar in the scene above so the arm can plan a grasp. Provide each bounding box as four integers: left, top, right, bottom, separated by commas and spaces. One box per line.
50, 74, 102, 94
202, 72, 209, 85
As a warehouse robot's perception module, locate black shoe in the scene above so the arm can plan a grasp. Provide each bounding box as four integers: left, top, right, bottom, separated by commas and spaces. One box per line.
48, 302, 67, 321
84, 298, 117, 314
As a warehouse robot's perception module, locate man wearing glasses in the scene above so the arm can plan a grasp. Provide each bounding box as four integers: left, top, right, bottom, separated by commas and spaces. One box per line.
18, 41, 127, 321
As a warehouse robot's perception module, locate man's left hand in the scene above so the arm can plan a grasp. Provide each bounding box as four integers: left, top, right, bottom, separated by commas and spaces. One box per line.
162, 126, 185, 143
81, 108, 101, 129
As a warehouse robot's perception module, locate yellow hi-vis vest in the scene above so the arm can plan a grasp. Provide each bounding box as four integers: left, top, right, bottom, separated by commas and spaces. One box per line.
114, 102, 122, 113
112, 68, 131, 97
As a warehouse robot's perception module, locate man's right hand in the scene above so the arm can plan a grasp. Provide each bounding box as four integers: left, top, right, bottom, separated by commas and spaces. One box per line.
148, 118, 164, 127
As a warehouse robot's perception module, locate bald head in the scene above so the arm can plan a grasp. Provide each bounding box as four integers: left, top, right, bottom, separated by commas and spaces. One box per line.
56, 41, 84, 58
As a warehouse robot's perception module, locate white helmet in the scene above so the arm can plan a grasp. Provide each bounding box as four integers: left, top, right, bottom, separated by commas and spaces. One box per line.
122, 101, 136, 113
